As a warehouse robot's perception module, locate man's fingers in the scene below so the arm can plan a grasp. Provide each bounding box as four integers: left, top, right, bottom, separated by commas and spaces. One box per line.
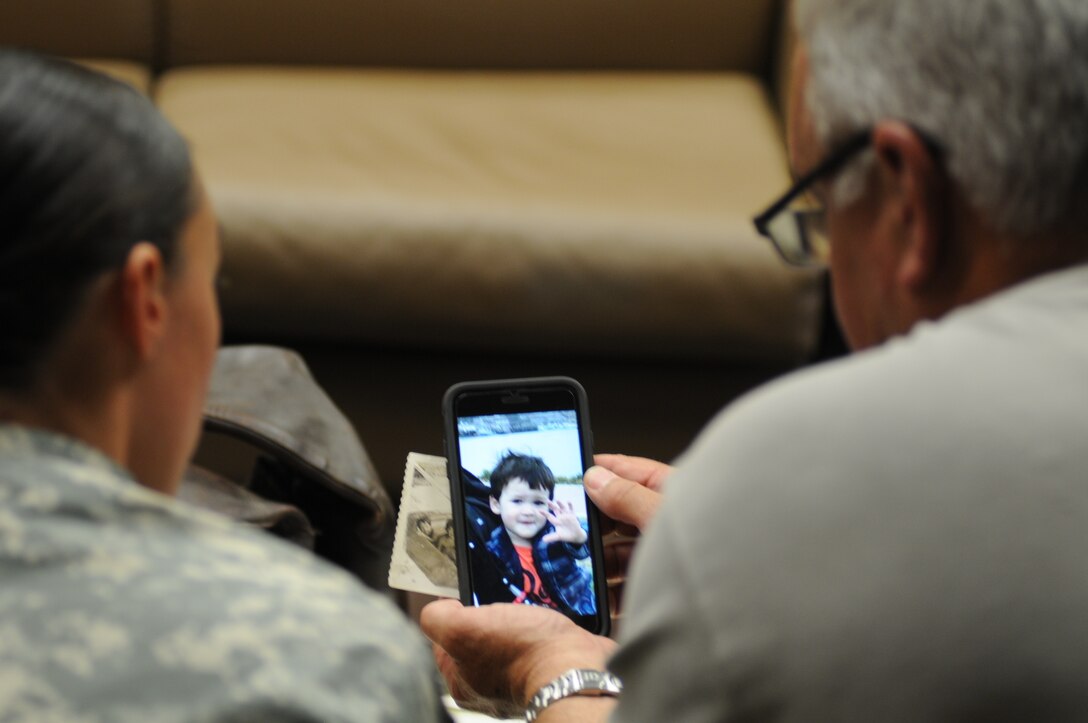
433, 643, 466, 695
435, 643, 520, 719
423, 601, 517, 703
433, 640, 483, 710
593, 454, 672, 492
420, 598, 466, 650
584, 465, 662, 531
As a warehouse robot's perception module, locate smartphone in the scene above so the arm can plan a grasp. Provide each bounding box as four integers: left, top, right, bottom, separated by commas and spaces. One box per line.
443, 377, 610, 635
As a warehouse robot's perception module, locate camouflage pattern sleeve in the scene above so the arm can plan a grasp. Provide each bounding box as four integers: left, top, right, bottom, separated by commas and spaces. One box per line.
0, 425, 452, 723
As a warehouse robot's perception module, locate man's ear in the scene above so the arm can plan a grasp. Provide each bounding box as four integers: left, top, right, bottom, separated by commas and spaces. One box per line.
118, 242, 169, 360
490, 496, 501, 515
871, 121, 948, 291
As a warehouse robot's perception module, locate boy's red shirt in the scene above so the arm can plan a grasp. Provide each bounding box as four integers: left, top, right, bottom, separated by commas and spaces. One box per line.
514, 544, 556, 608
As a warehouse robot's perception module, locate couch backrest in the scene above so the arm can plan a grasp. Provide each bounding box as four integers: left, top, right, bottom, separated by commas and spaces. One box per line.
0, 0, 785, 74
0, 0, 155, 64
164, 0, 783, 73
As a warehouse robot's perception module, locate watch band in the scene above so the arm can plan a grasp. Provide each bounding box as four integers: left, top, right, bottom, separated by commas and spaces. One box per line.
525, 668, 623, 721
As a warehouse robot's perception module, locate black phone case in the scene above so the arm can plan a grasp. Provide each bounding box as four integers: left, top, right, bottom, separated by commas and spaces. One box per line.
442, 376, 610, 636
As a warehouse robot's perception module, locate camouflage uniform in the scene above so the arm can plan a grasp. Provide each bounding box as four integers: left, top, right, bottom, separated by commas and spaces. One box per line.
0, 425, 451, 723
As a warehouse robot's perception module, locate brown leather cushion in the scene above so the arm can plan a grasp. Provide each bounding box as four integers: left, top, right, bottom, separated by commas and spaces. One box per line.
0, 0, 154, 64
164, 0, 780, 72
158, 68, 820, 364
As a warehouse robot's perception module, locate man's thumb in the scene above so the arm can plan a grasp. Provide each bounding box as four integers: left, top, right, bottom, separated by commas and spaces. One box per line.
583, 466, 660, 532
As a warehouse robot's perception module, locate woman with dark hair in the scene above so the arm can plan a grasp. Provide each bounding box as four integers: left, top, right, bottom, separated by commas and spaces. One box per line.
0, 50, 214, 494
0, 50, 447, 721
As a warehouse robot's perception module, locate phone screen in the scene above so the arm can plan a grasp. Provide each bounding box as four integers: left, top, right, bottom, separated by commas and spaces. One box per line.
446, 379, 608, 634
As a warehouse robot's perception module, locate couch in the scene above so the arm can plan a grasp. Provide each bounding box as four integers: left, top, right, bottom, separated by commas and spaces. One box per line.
2, 0, 822, 504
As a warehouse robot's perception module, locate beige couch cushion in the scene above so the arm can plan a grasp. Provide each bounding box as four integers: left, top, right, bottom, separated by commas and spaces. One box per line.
79, 59, 152, 94
159, 68, 820, 364
164, 0, 779, 72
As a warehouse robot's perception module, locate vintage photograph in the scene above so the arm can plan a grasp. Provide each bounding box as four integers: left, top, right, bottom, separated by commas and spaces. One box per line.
406, 511, 457, 589
388, 453, 459, 598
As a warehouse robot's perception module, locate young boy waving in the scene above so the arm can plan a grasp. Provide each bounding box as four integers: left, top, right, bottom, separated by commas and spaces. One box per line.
474, 452, 596, 617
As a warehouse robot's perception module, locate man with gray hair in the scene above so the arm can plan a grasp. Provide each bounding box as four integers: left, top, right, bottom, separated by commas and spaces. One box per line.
422, 1, 1088, 721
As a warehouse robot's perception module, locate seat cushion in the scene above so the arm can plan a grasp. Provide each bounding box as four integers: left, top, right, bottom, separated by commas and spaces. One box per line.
79, 59, 152, 93
158, 68, 821, 364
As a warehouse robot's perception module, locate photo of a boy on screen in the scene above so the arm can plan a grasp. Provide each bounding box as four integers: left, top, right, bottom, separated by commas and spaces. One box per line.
471, 452, 596, 616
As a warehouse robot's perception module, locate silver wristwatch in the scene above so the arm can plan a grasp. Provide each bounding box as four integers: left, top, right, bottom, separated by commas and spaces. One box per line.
525, 668, 624, 721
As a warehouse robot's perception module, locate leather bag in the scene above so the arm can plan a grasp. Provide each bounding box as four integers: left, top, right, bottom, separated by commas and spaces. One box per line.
179, 345, 394, 591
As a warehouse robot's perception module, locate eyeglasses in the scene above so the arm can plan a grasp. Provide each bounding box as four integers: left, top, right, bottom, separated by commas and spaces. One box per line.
752, 129, 872, 267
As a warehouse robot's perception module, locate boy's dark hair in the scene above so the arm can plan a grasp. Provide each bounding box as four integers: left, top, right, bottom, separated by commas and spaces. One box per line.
489, 452, 556, 499
0, 49, 195, 391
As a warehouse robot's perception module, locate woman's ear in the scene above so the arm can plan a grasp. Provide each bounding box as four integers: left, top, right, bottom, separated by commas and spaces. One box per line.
871, 121, 949, 292
118, 242, 168, 360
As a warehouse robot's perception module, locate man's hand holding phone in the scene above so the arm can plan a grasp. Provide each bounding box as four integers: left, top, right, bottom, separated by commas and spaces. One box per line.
423, 452, 673, 721
423, 600, 616, 720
